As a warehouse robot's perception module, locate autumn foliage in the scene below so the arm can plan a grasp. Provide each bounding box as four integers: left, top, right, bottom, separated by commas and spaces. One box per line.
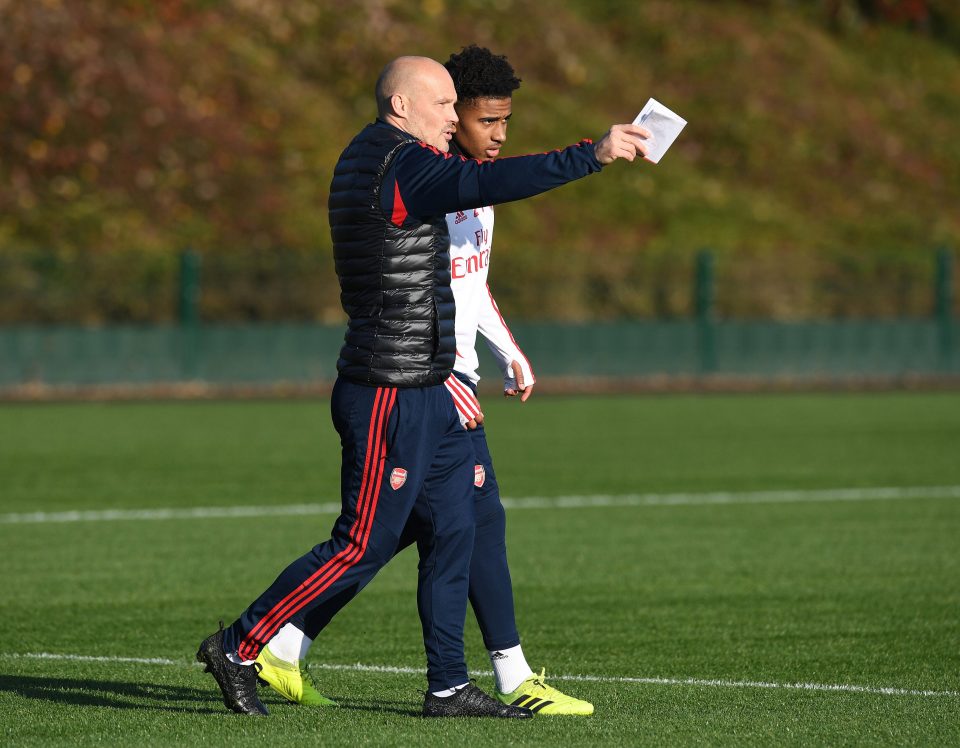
1, 0, 958, 323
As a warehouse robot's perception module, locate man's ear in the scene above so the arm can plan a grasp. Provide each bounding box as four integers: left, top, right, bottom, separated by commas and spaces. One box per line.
388, 93, 407, 119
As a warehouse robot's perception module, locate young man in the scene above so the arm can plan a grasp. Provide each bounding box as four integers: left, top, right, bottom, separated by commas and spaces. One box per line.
196, 55, 650, 718
254, 46, 593, 716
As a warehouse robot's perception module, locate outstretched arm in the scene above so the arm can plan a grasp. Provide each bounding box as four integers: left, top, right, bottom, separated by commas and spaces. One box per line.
389, 124, 653, 218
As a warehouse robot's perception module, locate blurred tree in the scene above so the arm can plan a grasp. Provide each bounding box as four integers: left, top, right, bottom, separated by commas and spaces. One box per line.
0, 0, 958, 322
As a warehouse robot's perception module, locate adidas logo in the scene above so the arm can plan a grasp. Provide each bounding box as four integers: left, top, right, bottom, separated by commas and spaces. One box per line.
453, 211, 468, 224
510, 695, 555, 712
490, 651, 507, 661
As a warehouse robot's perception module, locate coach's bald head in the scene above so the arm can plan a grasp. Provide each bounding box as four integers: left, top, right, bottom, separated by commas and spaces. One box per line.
376, 56, 459, 152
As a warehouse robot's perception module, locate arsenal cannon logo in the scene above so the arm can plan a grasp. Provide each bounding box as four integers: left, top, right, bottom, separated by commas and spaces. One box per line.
390, 467, 407, 490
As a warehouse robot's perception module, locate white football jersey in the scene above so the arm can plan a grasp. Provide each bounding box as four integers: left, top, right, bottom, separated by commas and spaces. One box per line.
446, 206, 535, 390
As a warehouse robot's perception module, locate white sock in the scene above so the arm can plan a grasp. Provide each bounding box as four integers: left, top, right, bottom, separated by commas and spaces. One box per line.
489, 644, 533, 693
267, 623, 313, 664
431, 681, 470, 697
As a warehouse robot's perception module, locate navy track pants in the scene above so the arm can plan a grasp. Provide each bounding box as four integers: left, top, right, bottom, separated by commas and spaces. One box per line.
458, 411, 521, 651
223, 377, 476, 691
301, 372, 520, 653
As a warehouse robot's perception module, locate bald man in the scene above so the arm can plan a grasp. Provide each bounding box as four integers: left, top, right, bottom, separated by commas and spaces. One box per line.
197, 55, 650, 719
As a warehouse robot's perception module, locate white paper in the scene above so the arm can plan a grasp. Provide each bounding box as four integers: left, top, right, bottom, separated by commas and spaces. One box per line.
633, 98, 687, 164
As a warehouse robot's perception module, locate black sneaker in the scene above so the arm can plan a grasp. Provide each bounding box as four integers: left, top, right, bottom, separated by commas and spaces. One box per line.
196, 623, 269, 716
422, 683, 532, 719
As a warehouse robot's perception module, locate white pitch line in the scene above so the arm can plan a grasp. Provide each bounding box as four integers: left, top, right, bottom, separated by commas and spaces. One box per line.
0, 503, 343, 525
11, 652, 181, 666
10, 652, 958, 699
2, 485, 960, 525
307, 663, 960, 698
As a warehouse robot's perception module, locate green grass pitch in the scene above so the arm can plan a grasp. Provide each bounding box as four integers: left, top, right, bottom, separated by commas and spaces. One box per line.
1, 392, 959, 745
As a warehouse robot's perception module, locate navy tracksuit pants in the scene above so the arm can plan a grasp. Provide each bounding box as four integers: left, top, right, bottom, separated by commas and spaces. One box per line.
299, 372, 521, 654
223, 377, 476, 691
457, 408, 521, 652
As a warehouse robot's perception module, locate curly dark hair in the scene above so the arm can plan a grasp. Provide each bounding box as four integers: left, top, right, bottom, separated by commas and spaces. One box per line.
444, 45, 521, 102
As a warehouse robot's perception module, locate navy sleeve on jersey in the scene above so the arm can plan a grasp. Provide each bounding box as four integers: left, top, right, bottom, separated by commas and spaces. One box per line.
381, 140, 602, 222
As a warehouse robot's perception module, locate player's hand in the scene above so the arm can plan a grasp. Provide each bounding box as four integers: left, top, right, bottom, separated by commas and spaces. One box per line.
505, 361, 534, 403
465, 411, 484, 430
593, 124, 653, 164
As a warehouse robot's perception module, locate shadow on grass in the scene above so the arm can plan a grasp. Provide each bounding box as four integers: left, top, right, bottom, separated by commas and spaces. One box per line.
0, 674, 224, 714
289, 696, 421, 718
4, 675, 425, 717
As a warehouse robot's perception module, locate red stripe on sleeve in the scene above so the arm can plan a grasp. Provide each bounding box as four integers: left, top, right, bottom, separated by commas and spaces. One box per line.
485, 284, 535, 381
444, 377, 481, 418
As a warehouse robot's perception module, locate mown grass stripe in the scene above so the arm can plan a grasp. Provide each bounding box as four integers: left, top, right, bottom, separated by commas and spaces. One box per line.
3, 485, 959, 525
10, 652, 959, 699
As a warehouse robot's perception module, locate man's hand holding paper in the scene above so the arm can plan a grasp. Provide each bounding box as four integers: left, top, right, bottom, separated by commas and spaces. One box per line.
594, 123, 654, 164
633, 98, 687, 164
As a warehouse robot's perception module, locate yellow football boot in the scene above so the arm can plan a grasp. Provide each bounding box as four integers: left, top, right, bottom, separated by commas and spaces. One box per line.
254, 645, 337, 707
496, 669, 594, 715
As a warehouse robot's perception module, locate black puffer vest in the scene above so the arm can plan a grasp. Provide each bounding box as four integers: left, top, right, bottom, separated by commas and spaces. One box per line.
329, 122, 456, 387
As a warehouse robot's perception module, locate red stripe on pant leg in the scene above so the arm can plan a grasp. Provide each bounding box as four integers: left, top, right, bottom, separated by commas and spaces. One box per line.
238, 387, 397, 659
241, 387, 397, 655
274, 392, 398, 616
278, 388, 398, 607
347, 387, 396, 548
237, 391, 388, 660
238, 387, 389, 658
237, 387, 392, 659
332, 389, 397, 555
347, 386, 397, 545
